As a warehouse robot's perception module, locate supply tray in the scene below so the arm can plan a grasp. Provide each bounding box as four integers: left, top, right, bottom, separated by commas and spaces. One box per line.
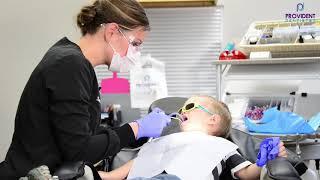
239, 20, 320, 54
248, 130, 320, 142
233, 125, 320, 142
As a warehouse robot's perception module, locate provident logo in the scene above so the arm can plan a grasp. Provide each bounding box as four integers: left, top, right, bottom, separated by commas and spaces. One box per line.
285, 3, 316, 22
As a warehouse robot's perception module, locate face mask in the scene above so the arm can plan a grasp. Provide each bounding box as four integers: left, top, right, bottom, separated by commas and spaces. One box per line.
108, 38, 141, 73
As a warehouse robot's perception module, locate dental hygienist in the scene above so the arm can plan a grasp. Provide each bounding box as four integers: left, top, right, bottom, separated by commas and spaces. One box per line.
0, 0, 171, 179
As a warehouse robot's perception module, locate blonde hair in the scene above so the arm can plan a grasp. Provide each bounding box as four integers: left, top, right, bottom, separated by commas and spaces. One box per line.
185, 95, 232, 138
77, 0, 150, 36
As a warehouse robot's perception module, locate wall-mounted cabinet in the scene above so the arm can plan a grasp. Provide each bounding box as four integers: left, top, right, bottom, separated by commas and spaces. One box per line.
138, 0, 216, 8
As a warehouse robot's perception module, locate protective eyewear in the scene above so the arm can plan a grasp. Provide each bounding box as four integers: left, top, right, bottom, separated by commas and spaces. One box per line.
178, 102, 214, 115
118, 28, 143, 51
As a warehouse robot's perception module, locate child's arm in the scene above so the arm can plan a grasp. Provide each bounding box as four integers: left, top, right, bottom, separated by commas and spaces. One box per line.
98, 159, 134, 180
234, 141, 287, 180
235, 163, 261, 180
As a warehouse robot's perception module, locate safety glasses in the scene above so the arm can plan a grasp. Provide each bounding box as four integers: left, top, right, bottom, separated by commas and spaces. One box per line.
178, 102, 214, 115
118, 28, 143, 51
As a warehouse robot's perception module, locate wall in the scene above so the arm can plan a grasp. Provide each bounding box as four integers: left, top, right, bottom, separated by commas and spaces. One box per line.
0, 0, 87, 160
218, 0, 320, 47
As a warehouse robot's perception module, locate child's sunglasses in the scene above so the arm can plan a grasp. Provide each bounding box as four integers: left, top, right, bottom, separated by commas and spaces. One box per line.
178, 102, 214, 115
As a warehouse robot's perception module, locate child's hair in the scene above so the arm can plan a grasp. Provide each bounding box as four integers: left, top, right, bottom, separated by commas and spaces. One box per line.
185, 95, 232, 138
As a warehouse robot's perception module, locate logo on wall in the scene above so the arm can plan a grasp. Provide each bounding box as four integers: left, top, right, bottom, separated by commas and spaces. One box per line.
296, 3, 304, 12
285, 2, 316, 22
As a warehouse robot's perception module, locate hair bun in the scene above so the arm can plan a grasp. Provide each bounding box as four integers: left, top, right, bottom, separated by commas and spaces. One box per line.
76, 0, 149, 36
77, 5, 96, 27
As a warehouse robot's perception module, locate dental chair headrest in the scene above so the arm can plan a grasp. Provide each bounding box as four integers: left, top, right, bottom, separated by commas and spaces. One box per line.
161, 118, 182, 136
149, 97, 186, 137
130, 97, 187, 148
148, 97, 187, 114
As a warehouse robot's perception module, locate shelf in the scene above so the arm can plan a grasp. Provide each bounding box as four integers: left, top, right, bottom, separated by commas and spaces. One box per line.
214, 56, 320, 101
225, 75, 319, 81
225, 64, 320, 80
213, 57, 320, 65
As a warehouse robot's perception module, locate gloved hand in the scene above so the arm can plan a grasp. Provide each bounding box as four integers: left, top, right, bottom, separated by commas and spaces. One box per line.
256, 137, 280, 167
135, 107, 171, 139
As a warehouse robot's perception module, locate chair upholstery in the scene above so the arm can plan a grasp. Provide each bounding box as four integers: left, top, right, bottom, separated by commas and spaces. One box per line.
266, 157, 301, 180
148, 97, 187, 114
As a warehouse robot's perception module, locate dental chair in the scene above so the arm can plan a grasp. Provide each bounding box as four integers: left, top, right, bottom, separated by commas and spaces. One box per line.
51, 97, 318, 180
110, 97, 317, 180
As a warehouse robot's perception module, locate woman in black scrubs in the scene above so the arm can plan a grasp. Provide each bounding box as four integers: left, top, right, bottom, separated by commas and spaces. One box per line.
0, 0, 170, 179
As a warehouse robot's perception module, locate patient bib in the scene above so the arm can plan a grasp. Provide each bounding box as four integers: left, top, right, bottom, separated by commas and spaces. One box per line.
128, 131, 238, 180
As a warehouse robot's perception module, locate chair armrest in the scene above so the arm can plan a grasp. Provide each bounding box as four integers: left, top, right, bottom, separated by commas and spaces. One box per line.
53, 161, 85, 180
266, 157, 301, 180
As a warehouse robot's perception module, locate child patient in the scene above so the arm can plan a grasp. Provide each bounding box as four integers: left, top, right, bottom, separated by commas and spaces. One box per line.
99, 95, 287, 180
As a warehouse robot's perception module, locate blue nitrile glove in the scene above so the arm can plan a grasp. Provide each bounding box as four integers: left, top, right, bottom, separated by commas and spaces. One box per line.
256, 137, 280, 167
135, 107, 171, 139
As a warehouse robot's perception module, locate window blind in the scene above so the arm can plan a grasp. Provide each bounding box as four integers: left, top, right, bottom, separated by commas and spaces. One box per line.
95, 6, 222, 113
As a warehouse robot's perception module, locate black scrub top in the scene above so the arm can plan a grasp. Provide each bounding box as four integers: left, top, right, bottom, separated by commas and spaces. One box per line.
0, 37, 136, 179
